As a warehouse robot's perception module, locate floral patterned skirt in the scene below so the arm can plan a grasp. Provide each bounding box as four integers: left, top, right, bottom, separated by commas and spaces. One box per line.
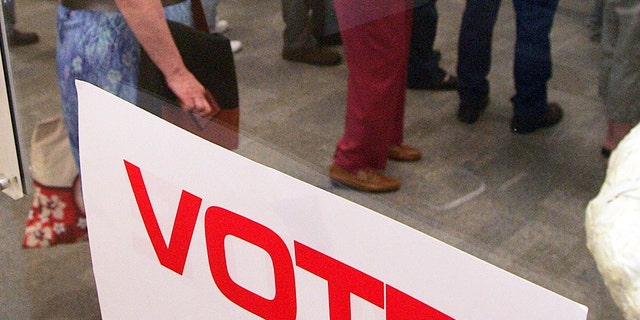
56, 2, 193, 166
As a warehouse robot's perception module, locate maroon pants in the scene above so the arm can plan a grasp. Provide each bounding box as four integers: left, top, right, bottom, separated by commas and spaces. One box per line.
332, 1, 413, 173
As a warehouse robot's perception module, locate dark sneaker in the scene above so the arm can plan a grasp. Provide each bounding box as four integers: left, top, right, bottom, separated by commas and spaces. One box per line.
510, 102, 563, 134
317, 33, 342, 46
409, 73, 458, 91
457, 96, 489, 124
282, 46, 342, 66
8, 30, 39, 47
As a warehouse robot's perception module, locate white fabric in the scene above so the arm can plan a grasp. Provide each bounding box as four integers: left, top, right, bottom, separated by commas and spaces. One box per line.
230, 40, 242, 53
30, 117, 78, 187
586, 124, 640, 319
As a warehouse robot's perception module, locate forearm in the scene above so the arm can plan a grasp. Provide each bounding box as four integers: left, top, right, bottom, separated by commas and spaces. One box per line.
114, 0, 187, 81
114, 0, 215, 117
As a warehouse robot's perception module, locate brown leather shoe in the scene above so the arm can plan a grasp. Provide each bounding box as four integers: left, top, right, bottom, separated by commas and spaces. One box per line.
388, 145, 422, 162
329, 165, 400, 193
282, 46, 342, 66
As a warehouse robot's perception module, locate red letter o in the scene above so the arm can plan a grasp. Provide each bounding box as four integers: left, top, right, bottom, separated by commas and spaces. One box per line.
205, 207, 296, 320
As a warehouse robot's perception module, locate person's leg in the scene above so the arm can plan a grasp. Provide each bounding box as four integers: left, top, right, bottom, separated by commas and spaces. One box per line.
602, 120, 634, 157
322, 0, 340, 37
599, 0, 616, 98
602, 0, 640, 121
55, 7, 77, 142
311, 0, 325, 38
311, 0, 341, 45
282, 0, 341, 65
600, 0, 640, 155
3, 0, 15, 35
510, 0, 561, 133
56, 7, 136, 167
201, 0, 220, 32
456, 0, 500, 123
333, 5, 412, 172
282, 0, 315, 52
164, 0, 194, 26
587, 0, 605, 41
3, 0, 39, 46
331, 0, 413, 192
199, 0, 243, 52
407, 0, 449, 89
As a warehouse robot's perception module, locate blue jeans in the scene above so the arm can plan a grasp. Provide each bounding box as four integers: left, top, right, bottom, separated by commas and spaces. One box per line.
457, 0, 558, 120
202, 0, 220, 32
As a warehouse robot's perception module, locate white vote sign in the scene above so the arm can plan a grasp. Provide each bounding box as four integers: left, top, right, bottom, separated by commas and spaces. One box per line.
77, 81, 588, 319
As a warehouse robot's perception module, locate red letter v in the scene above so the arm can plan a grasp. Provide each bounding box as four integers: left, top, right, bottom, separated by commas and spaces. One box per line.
124, 160, 202, 275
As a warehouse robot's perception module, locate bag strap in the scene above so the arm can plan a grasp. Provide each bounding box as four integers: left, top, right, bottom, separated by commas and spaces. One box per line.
191, 0, 209, 33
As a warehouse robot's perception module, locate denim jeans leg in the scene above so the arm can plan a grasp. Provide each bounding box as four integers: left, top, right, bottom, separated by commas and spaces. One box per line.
456, 0, 500, 106
511, 0, 558, 120
408, 1, 446, 87
201, 0, 220, 32
282, 0, 315, 52
323, 0, 340, 35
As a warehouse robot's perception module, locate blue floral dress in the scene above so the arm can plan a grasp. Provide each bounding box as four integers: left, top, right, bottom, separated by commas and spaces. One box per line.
56, 2, 193, 166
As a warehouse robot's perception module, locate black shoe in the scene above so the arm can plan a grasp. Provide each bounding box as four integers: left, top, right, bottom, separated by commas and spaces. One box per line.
317, 33, 342, 46
510, 102, 563, 134
457, 96, 489, 124
282, 46, 342, 66
8, 30, 39, 47
409, 73, 458, 91
430, 74, 458, 90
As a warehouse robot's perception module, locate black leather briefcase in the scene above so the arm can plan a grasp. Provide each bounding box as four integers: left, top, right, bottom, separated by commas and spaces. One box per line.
137, 20, 239, 150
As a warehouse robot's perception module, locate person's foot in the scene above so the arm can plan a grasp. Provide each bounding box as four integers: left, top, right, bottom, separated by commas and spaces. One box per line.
388, 145, 422, 162
430, 73, 458, 90
230, 40, 243, 53
213, 19, 229, 34
601, 120, 634, 158
8, 29, 39, 47
510, 102, 563, 134
409, 73, 458, 91
317, 33, 342, 46
457, 96, 489, 124
282, 46, 342, 66
329, 165, 400, 193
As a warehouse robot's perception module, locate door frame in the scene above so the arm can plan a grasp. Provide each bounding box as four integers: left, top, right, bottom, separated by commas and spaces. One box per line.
0, 6, 26, 199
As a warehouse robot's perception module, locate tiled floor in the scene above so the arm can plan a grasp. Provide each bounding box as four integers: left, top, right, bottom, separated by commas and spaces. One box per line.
0, 0, 624, 319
